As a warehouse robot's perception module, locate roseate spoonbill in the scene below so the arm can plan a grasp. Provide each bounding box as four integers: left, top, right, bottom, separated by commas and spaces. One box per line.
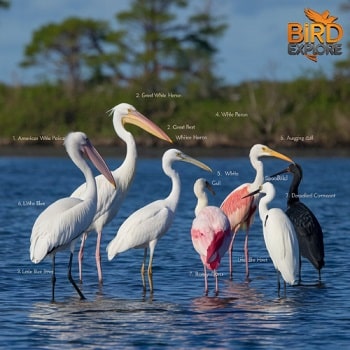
220, 144, 294, 279
244, 182, 300, 294
71, 103, 172, 284
271, 163, 324, 282
191, 178, 231, 295
30, 132, 116, 302
107, 149, 212, 293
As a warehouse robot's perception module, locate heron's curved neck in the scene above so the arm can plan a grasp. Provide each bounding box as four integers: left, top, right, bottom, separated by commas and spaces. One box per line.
251, 156, 264, 188
164, 165, 181, 212
287, 173, 301, 205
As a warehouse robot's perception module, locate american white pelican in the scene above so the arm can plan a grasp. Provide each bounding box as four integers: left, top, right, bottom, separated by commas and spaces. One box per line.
30, 132, 116, 301
107, 149, 212, 293
71, 103, 172, 284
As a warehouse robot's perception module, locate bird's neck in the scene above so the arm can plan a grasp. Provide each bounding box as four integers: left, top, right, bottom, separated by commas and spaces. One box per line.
258, 192, 273, 224
79, 160, 97, 204
165, 167, 181, 212
251, 158, 264, 188
195, 193, 208, 216
259, 196, 270, 224
287, 174, 301, 205
113, 126, 137, 187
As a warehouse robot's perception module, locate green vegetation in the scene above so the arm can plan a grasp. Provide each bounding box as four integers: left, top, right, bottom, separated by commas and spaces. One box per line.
1, 76, 349, 148
1, 0, 350, 149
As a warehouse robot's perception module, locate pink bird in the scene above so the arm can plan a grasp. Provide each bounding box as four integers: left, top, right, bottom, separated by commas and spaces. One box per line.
191, 178, 231, 295
220, 144, 294, 280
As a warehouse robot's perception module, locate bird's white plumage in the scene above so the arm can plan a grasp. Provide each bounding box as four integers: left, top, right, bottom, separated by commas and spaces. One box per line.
107, 200, 174, 259
30, 197, 91, 263
30, 132, 105, 263
70, 103, 172, 282
29, 132, 115, 300
106, 149, 211, 289
220, 144, 294, 279
71, 103, 140, 234
262, 208, 299, 285
255, 182, 299, 286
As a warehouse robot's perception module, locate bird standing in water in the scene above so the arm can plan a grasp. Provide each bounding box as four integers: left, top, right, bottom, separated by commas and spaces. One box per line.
107, 149, 212, 293
244, 182, 300, 294
271, 163, 324, 282
191, 178, 231, 295
71, 103, 172, 284
220, 144, 294, 279
30, 132, 116, 301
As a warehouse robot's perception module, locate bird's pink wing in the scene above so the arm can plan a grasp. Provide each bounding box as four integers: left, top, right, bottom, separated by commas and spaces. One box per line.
220, 184, 256, 232
191, 206, 231, 270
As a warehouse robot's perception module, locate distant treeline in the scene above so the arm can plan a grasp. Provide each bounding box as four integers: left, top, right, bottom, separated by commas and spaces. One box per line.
1, 0, 350, 150
1, 75, 349, 149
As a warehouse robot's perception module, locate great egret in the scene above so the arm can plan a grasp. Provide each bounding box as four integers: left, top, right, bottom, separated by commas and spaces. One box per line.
244, 182, 300, 293
107, 149, 212, 293
191, 178, 231, 295
71, 103, 172, 284
30, 132, 116, 302
271, 163, 324, 282
220, 144, 294, 279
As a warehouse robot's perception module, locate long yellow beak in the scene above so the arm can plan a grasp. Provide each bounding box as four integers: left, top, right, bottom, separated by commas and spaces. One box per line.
265, 146, 294, 163
179, 153, 212, 173
123, 110, 173, 143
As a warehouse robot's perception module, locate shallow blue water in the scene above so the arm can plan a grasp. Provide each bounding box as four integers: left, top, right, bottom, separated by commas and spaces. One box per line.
1, 154, 350, 349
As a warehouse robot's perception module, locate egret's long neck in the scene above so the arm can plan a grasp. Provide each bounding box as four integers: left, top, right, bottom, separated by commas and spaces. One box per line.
251, 156, 264, 189
258, 195, 269, 223
195, 192, 208, 216
164, 165, 181, 212
113, 119, 137, 186
258, 191, 274, 223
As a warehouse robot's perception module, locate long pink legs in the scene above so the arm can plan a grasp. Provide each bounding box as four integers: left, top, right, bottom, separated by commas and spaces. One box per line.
78, 233, 87, 283
78, 231, 103, 285
228, 226, 250, 280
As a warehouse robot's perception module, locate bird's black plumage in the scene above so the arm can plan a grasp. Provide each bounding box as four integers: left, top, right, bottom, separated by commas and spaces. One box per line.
273, 163, 324, 281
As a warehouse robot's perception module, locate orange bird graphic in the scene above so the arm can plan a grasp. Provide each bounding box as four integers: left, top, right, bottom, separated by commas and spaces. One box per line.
303, 8, 338, 62
304, 8, 338, 25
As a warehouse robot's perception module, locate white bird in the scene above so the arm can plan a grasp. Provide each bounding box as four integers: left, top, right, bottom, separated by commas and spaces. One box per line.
107, 149, 212, 293
71, 103, 172, 284
244, 182, 300, 294
30, 132, 116, 302
191, 179, 231, 295
220, 144, 294, 279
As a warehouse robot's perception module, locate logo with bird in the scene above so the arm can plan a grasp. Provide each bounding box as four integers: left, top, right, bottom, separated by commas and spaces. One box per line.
287, 8, 343, 62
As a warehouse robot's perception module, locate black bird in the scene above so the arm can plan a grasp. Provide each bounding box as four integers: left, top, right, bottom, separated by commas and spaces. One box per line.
271, 163, 324, 282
